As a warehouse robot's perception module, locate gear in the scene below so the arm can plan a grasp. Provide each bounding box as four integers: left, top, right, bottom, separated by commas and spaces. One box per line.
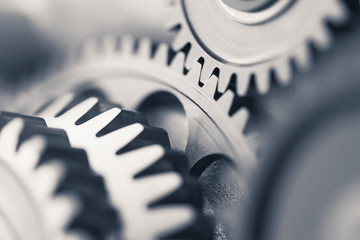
243, 76, 360, 240
37, 93, 213, 239
166, 0, 349, 94
6, 35, 256, 175
0, 113, 117, 240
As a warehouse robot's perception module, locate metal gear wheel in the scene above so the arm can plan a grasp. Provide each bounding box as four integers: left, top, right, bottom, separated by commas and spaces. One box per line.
37, 93, 213, 239
166, 0, 349, 94
0, 113, 117, 240
243, 77, 360, 240
7, 35, 257, 176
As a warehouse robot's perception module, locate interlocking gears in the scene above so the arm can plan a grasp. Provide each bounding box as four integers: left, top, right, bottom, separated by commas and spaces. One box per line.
6, 35, 257, 175
37, 93, 212, 239
167, 0, 349, 94
0, 112, 116, 240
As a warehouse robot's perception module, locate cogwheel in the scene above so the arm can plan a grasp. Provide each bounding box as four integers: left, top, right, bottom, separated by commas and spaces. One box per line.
8, 35, 256, 176
166, 0, 349, 94
0, 113, 117, 240
37, 93, 213, 239
243, 75, 360, 240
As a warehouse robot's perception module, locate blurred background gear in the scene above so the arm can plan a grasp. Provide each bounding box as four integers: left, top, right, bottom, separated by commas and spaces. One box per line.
37, 92, 213, 239
243, 73, 360, 240
0, 114, 117, 240
167, 0, 349, 94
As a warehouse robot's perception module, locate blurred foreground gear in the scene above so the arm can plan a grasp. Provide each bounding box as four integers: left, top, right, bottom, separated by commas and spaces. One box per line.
167, 0, 349, 94
37, 93, 213, 239
0, 113, 117, 240
243, 77, 360, 240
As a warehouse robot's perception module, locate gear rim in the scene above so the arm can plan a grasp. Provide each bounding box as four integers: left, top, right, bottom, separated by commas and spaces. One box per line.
168, 0, 349, 94
8, 35, 257, 175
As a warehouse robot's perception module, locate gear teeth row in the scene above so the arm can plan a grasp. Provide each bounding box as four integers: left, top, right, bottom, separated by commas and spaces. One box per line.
0, 112, 117, 239
67, 34, 251, 137
61, 34, 254, 168
167, 0, 349, 95
37, 92, 213, 239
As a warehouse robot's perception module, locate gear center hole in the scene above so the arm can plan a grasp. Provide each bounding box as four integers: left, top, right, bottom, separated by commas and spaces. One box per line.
138, 91, 188, 152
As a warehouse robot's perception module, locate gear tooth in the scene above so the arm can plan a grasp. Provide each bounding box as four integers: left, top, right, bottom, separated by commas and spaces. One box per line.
17, 136, 45, 171
255, 68, 270, 94
101, 123, 145, 154
38, 93, 74, 119
186, 62, 202, 86
170, 52, 185, 73
43, 195, 78, 233
327, 0, 349, 25
0, 119, 23, 159
202, 74, 218, 99
172, 27, 187, 51
154, 43, 169, 65
33, 161, 64, 200
199, 61, 214, 85
138, 37, 152, 59
237, 71, 251, 96
217, 90, 234, 114
312, 24, 332, 50
120, 35, 135, 55
218, 69, 232, 94
59, 97, 99, 123
136, 172, 182, 203
81, 108, 121, 135
294, 43, 312, 72
185, 46, 201, 70
113, 145, 165, 178
102, 34, 117, 55
231, 108, 249, 133
275, 58, 292, 86
165, 14, 181, 31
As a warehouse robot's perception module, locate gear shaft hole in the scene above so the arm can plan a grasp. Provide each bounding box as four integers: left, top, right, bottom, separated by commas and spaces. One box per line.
138, 91, 188, 152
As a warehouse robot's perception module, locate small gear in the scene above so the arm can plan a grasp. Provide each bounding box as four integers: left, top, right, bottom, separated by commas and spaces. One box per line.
0, 113, 117, 240
6, 35, 257, 174
166, 0, 349, 94
37, 93, 213, 239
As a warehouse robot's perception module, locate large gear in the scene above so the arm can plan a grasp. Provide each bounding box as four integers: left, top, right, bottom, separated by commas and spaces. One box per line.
0, 113, 117, 240
166, 0, 349, 94
242, 75, 360, 240
37, 93, 213, 239
5, 35, 257, 175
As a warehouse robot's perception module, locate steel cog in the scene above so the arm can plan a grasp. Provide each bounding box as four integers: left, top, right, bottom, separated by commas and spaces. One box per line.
0, 114, 116, 240
166, 0, 349, 94
37, 93, 212, 239
6, 35, 256, 175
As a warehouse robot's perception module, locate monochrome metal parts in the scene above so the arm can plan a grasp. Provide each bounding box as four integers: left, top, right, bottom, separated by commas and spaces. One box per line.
0, 112, 116, 240
8, 35, 257, 176
167, 0, 349, 94
243, 81, 360, 240
37, 93, 212, 239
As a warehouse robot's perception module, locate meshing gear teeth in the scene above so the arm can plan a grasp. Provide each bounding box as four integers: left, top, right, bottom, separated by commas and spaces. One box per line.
0, 113, 117, 240
167, 0, 349, 94
37, 93, 213, 239
4, 35, 256, 174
